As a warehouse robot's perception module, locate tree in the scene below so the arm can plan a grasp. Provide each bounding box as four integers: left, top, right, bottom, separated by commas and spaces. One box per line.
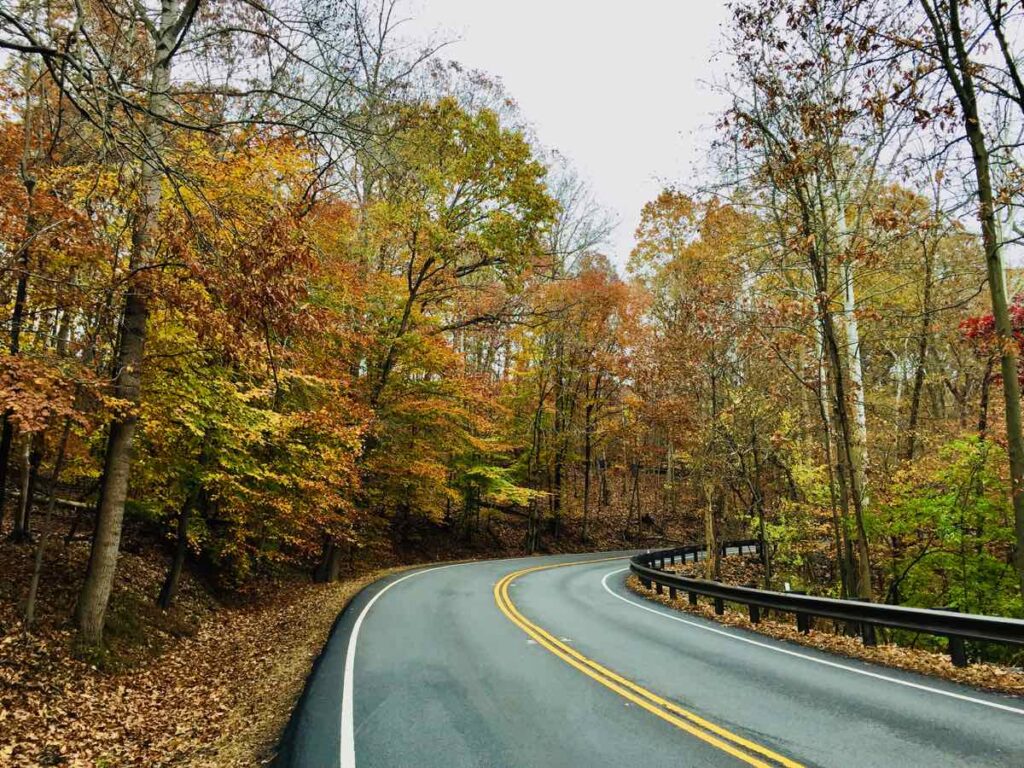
912, 0, 1024, 596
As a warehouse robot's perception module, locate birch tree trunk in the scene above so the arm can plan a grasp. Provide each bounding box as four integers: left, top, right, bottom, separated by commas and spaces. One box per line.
837, 197, 870, 517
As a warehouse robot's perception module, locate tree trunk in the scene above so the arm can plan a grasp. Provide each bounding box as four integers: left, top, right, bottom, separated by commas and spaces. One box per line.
813, 246, 872, 599
582, 399, 593, 543
0, 50, 39, 534
11, 439, 31, 542
599, 452, 610, 507
314, 538, 345, 583
0, 421, 13, 535
666, 442, 676, 516
25, 416, 71, 628
824, 309, 873, 598
76, 325, 146, 642
0, 222, 33, 537
839, 208, 871, 523
712, 489, 724, 580
704, 492, 718, 580
750, 426, 771, 589
12, 431, 44, 542
157, 490, 199, 609
628, 461, 641, 544
551, 341, 566, 539
525, 499, 539, 554
75, 0, 179, 645
978, 358, 994, 438
904, 243, 933, 461
816, 328, 850, 596
159, 431, 215, 607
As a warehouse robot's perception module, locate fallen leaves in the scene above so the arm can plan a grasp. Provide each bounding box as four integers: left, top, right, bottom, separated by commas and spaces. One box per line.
0, 538, 402, 767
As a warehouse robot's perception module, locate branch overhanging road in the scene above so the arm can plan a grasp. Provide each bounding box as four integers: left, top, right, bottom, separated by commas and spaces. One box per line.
275, 553, 1024, 768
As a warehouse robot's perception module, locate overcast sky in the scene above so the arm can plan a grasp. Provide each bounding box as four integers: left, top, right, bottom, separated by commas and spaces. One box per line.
405, 1, 732, 266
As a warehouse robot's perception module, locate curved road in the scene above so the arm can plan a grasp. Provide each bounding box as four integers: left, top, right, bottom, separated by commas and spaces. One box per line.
276, 553, 1024, 767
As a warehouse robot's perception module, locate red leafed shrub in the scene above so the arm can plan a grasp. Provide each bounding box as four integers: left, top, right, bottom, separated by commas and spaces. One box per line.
959, 297, 1024, 383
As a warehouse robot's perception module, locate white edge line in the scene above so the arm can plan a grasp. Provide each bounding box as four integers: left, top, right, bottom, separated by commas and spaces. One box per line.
340, 563, 462, 768
600, 567, 1024, 716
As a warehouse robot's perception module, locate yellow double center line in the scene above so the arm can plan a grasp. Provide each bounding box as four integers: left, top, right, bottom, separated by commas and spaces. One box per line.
494, 560, 803, 768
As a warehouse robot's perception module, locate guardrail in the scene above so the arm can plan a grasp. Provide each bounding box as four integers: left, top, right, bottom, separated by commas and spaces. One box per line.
631, 540, 1024, 667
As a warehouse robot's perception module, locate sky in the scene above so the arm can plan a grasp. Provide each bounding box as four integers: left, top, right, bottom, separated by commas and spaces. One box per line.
404, 1, 732, 266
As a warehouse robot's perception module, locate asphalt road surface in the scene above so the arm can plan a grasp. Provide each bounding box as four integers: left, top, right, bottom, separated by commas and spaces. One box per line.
275, 553, 1024, 768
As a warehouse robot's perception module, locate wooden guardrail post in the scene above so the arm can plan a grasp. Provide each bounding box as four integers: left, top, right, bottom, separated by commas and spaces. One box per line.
861, 621, 877, 646
688, 591, 698, 606
789, 590, 811, 633
942, 607, 968, 667
744, 583, 761, 623
669, 586, 677, 600
851, 598, 877, 646
948, 636, 968, 667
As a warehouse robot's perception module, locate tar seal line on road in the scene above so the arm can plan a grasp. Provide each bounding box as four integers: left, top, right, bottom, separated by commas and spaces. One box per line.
494, 560, 804, 768
340, 563, 463, 768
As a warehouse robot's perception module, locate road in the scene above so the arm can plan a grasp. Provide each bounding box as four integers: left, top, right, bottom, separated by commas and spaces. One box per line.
275, 553, 1024, 767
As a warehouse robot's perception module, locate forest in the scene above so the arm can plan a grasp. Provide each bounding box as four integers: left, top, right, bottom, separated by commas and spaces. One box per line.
0, 0, 1023, 667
